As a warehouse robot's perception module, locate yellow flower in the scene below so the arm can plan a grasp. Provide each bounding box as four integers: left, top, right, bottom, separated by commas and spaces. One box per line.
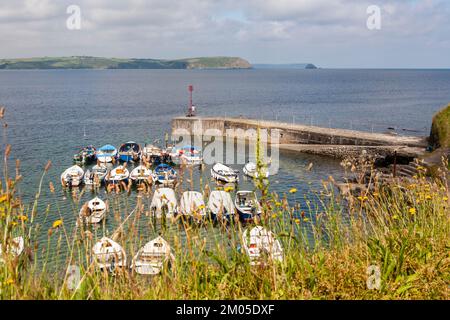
303, 218, 310, 222
372, 192, 379, 197
10, 221, 17, 227
289, 188, 297, 194
52, 219, 63, 228
17, 215, 28, 222
409, 208, 416, 215
224, 186, 234, 192
357, 196, 368, 202
271, 214, 277, 219
275, 202, 282, 206
392, 215, 399, 220
5, 278, 14, 285
443, 196, 448, 201
198, 204, 205, 210
425, 195, 432, 200
294, 218, 300, 224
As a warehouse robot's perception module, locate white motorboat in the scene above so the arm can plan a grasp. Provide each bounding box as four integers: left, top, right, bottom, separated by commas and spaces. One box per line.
129, 165, 153, 184
235, 191, 262, 222
154, 164, 177, 186
92, 237, 127, 271
96, 144, 117, 163
241, 226, 283, 266
105, 165, 129, 184
174, 146, 203, 165
0, 236, 24, 263
84, 164, 108, 186
79, 196, 107, 224
243, 162, 269, 178
211, 163, 239, 183
142, 144, 162, 163
179, 191, 207, 221
207, 190, 235, 221
61, 165, 84, 187
131, 236, 175, 275
150, 188, 178, 218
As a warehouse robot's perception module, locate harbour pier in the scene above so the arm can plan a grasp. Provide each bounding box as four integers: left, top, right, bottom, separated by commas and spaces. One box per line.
171, 116, 428, 160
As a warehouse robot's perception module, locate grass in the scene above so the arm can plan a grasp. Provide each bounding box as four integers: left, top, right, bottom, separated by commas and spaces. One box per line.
430, 104, 450, 149
0, 112, 449, 300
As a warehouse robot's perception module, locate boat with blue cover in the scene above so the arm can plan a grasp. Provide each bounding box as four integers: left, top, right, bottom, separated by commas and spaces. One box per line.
118, 141, 141, 162
73, 145, 96, 164
154, 164, 177, 185
96, 144, 117, 163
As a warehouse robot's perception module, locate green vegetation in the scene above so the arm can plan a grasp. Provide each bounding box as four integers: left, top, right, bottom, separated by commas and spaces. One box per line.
0, 108, 448, 300
0, 56, 251, 70
430, 104, 450, 149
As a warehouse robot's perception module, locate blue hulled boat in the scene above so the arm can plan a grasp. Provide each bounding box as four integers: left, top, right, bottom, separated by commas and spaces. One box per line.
118, 141, 141, 162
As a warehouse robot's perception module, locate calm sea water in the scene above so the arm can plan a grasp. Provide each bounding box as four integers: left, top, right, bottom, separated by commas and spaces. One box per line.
0, 69, 449, 264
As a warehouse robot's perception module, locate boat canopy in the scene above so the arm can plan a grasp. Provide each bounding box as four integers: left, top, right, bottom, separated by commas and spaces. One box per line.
99, 144, 116, 152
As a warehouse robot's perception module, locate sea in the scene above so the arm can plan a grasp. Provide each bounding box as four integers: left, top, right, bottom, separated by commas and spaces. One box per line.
0, 68, 449, 265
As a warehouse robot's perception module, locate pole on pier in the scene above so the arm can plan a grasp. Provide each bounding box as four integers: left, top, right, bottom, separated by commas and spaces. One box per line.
393, 151, 397, 178
186, 85, 195, 117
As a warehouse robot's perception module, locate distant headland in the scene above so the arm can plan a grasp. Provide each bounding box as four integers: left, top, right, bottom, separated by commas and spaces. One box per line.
0, 56, 252, 70
0, 56, 319, 70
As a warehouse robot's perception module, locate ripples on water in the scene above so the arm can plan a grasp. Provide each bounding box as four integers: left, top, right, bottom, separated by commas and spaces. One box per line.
1, 69, 449, 266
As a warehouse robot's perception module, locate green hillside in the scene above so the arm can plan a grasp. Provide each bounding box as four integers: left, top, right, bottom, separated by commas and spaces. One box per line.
0, 56, 251, 70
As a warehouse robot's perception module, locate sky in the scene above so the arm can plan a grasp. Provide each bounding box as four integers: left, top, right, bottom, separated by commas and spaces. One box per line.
0, 0, 449, 68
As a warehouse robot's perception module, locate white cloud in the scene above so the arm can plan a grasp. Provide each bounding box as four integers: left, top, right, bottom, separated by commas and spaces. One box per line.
0, 0, 448, 67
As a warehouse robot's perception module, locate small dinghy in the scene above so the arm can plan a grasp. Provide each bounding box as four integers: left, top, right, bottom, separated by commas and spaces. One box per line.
235, 191, 262, 221
207, 190, 235, 221
243, 162, 269, 179
150, 188, 178, 218
142, 143, 162, 164
79, 197, 107, 224
154, 164, 177, 185
242, 226, 283, 266
0, 236, 24, 263
73, 145, 96, 164
61, 165, 84, 187
178, 145, 203, 165
211, 163, 239, 183
180, 191, 207, 221
131, 236, 175, 275
130, 165, 153, 184
84, 164, 108, 186
96, 144, 117, 163
105, 165, 129, 184
92, 237, 127, 271
118, 141, 141, 162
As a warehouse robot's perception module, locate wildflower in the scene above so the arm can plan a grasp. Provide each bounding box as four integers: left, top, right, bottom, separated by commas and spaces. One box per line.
275, 202, 282, 206
372, 192, 379, 197
409, 208, 416, 215
52, 219, 63, 228
0, 194, 7, 203
289, 188, 297, 194
10, 221, 17, 227
303, 218, 310, 222
357, 196, 368, 202
49, 182, 55, 193
6, 278, 14, 285
17, 215, 28, 222
294, 218, 300, 224
271, 214, 277, 219
443, 196, 448, 201
425, 194, 432, 200
224, 186, 234, 192
198, 204, 205, 210
392, 215, 399, 220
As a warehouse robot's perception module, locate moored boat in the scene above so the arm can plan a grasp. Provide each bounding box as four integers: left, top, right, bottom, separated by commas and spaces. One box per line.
83, 164, 108, 186
0, 236, 24, 263
118, 141, 141, 162
179, 191, 207, 221
105, 165, 129, 184
96, 144, 118, 163
235, 191, 262, 221
207, 190, 235, 221
243, 162, 269, 179
150, 188, 177, 218
79, 196, 107, 224
142, 143, 162, 164
73, 145, 96, 164
131, 236, 175, 275
177, 145, 203, 165
241, 226, 283, 266
92, 237, 127, 271
61, 165, 84, 187
154, 164, 177, 185
211, 163, 239, 183
130, 165, 153, 184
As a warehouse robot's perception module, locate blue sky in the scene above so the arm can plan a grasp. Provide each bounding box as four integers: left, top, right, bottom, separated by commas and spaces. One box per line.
0, 0, 449, 68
